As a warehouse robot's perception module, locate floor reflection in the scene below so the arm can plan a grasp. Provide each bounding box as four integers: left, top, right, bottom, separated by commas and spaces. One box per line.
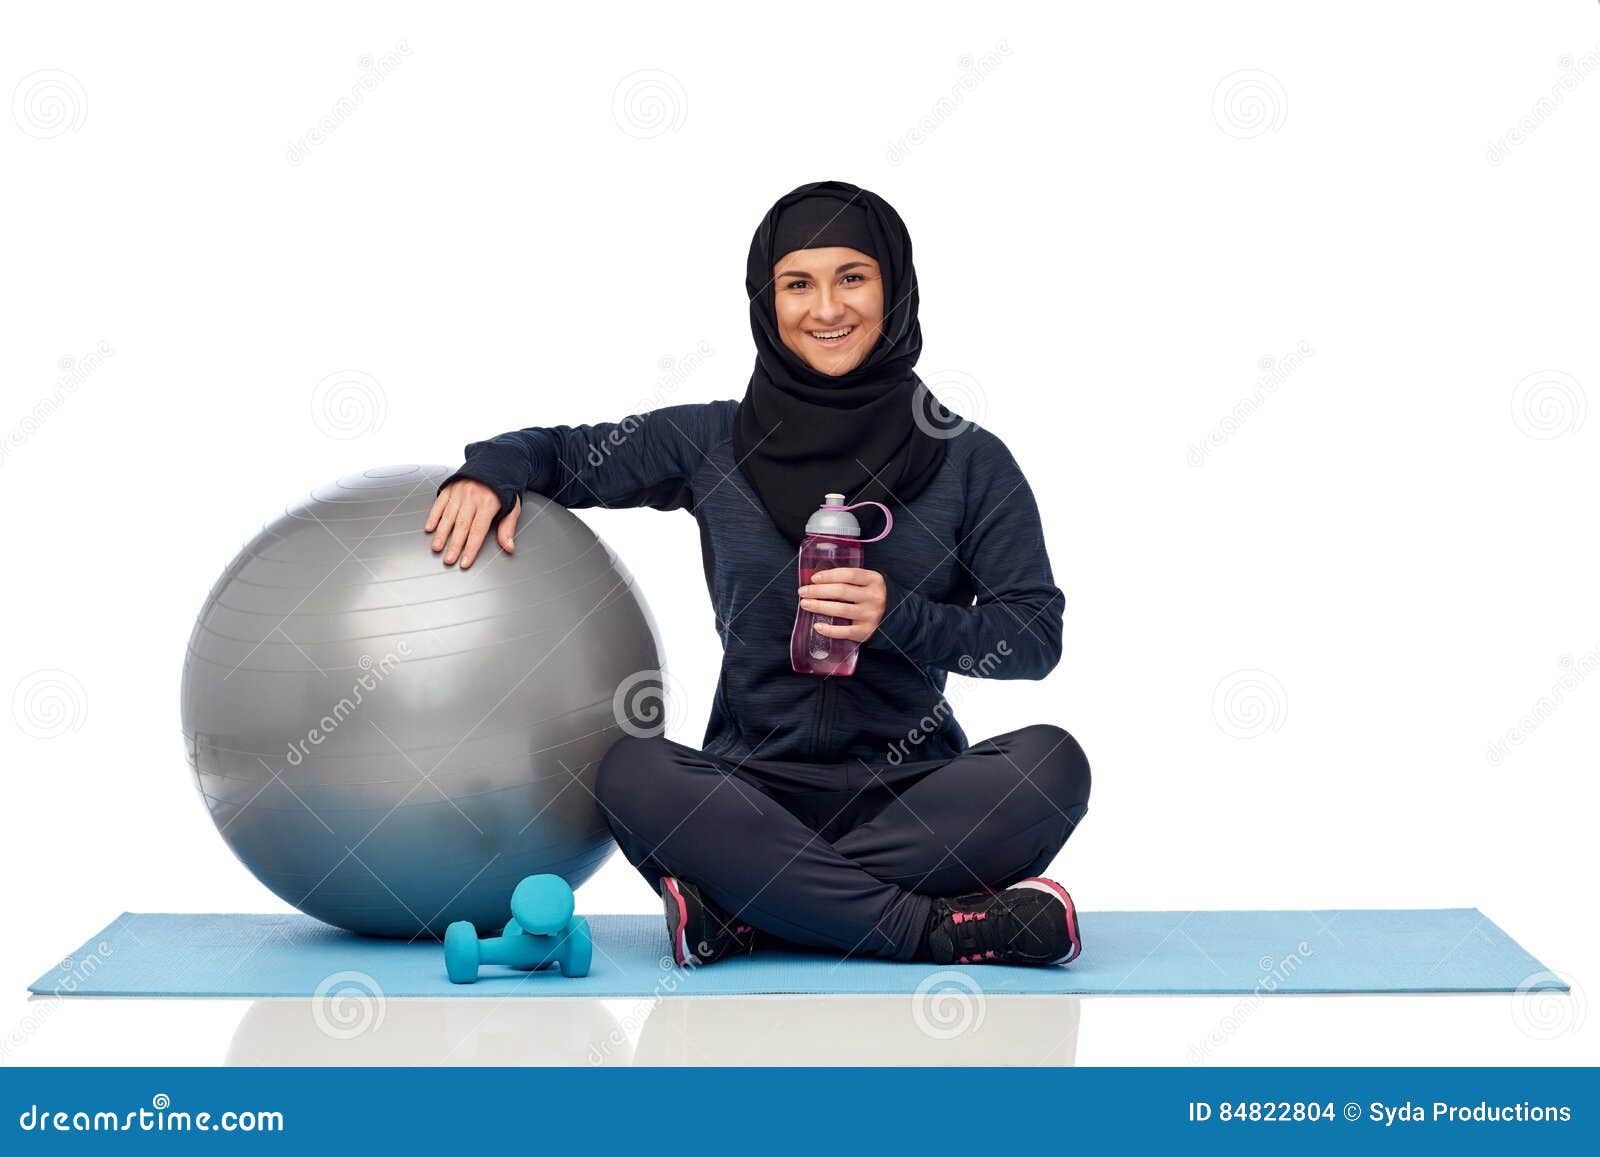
225, 997, 634, 1066
634, 995, 1080, 1066
224, 995, 1080, 1066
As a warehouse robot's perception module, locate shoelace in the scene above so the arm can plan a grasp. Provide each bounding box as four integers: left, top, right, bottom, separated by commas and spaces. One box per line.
945, 891, 1038, 960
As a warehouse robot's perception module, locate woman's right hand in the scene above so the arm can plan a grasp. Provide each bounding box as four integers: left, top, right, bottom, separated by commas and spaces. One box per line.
425, 479, 520, 569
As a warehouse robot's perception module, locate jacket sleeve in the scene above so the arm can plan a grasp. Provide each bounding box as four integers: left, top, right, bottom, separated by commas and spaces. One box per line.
438, 402, 726, 520
864, 435, 1065, 679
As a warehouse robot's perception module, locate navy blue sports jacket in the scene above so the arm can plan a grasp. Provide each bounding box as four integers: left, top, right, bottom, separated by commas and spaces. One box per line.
445, 400, 1064, 764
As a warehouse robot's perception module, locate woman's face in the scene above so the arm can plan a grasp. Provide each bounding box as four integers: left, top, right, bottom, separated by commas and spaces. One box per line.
771, 246, 885, 376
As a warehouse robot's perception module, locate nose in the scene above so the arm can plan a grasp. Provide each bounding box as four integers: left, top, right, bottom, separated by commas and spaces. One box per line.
811, 285, 847, 325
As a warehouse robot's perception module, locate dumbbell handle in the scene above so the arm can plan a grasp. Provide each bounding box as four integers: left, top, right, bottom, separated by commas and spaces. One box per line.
478, 926, 564, 970
444, 914, 591, 982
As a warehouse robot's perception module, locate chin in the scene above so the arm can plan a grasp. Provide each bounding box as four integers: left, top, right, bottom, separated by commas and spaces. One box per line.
805, 349, 867, 376
782, 333, 871, 376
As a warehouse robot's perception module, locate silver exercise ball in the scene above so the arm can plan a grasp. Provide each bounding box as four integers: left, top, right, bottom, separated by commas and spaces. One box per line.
180, 465, 663, 938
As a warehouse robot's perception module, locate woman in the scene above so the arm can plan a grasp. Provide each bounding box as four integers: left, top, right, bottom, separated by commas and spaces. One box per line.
425, 180, 1091, 969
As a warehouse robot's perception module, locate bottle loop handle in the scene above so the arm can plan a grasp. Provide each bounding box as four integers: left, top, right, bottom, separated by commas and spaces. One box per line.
836, 499, 893, 543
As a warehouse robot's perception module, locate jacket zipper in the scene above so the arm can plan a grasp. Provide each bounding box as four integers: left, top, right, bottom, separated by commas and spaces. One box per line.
814, 679, 836, 759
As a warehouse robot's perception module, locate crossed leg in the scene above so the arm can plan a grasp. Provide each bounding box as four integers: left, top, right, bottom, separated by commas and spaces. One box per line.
594, 724, 1091, 961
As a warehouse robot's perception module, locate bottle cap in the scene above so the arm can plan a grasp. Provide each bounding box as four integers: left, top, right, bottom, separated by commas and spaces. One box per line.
805, 493, 861, 538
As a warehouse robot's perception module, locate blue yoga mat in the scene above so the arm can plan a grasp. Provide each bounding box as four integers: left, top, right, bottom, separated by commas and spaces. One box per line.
30, 909, 1564, 998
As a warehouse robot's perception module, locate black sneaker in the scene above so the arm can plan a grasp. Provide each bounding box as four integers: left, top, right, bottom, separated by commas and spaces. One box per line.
660, 876, 760, 967
926, 877, 1082, 966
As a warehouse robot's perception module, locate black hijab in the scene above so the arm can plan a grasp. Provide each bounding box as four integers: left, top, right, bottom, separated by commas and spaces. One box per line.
733, 180, 947, 545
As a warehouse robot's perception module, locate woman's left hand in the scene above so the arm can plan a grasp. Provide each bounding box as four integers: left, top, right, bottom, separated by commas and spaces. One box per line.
799, 568, 888, 643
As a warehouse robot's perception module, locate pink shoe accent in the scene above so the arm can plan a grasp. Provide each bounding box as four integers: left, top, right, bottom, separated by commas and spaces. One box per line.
1012, 876, 1081, 965
661, 877, 693, 967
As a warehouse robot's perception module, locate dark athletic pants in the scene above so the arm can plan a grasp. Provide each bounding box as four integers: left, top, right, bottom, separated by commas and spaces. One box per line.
593, 724, 1092, 962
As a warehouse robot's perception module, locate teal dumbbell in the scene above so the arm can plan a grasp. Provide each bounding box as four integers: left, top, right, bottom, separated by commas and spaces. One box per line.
443, 915, 591, 983
442, 874, 592, 983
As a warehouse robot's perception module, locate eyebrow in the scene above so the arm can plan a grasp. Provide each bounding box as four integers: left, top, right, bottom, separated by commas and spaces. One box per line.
775, 261, 875, 281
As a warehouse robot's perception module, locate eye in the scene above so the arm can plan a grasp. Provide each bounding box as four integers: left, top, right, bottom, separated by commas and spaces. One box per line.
784, 279, 810, 291
840, 273, 864, 285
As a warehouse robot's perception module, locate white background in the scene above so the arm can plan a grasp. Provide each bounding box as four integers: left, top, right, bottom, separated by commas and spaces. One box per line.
1, 1, 1595, 1064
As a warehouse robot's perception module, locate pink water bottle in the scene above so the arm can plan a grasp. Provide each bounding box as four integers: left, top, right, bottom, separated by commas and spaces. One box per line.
790, 493, 893, 677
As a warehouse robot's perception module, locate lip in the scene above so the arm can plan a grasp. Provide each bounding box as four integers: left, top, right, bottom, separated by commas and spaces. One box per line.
806, 325, 855, 347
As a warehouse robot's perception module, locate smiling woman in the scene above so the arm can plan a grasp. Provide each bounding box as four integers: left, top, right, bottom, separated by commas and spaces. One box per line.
426, 179, 1091, 972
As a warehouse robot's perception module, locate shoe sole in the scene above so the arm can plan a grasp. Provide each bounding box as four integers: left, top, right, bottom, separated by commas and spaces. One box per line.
1013, 877, 1081, 965
660, 876, 697, 967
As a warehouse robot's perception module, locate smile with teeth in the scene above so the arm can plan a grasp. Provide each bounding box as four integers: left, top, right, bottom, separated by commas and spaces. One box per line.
808, 326, 855, 344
